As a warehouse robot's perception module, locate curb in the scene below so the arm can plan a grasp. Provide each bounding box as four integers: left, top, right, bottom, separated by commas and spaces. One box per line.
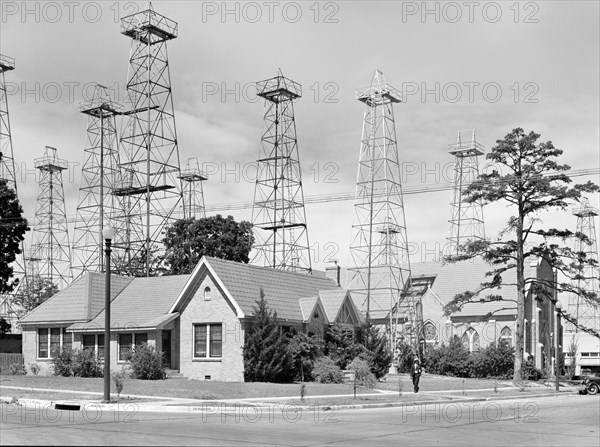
1, 390, 580, 415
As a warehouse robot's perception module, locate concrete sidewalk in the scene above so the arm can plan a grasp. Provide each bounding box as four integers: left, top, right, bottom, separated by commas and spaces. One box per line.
0, 382, 581, 414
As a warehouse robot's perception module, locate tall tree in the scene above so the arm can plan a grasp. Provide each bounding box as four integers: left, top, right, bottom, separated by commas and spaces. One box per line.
163, 215, 254, 274
358, 320, 393, 379
0, 179, 29, 294
13, 275, 59, 315
243, 289, 290, 382
444, 128, 599, 381
0, 317, 11, 335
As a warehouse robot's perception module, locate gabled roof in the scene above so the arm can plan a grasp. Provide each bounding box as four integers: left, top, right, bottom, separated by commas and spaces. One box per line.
340, 257, 547, 321
318, 289, 348, 322
320, 289, 364, 325
19, 273, 133, 325
70, 275, 189, 331
171, 257, 339, 321
298, 296, 320, 322
412, 258, 542, 318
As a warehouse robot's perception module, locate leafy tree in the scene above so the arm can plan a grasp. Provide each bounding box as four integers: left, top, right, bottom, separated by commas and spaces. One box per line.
112, 243, 164, 277
13, 275, 58, 315
286, 332, 323, 381
0, 317, 11, 335
444, 128, 599, 380
243, 289, 291, 382
163, 215, 254, 274
0, 179, 29, 294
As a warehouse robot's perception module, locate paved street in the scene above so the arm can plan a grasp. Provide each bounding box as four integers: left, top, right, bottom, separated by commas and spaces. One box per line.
1, 394, 598, 446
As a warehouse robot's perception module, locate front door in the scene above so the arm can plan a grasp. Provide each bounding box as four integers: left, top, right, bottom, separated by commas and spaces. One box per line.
162, 330, 172, 369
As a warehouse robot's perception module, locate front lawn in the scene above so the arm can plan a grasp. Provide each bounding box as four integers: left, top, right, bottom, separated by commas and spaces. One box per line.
0, 374, 368, 400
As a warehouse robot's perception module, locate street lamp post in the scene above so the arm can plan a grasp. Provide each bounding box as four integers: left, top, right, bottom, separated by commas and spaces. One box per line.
555, 301, 562, 393
103, 227, 115, 403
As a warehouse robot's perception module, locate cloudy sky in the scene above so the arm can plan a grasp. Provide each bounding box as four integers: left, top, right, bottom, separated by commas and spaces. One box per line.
1, 1, 599, 273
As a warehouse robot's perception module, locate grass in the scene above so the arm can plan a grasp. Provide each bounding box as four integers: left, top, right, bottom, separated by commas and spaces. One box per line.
1, 372, 561, 405
0, 374, 369, 401
375, 374, 515, 392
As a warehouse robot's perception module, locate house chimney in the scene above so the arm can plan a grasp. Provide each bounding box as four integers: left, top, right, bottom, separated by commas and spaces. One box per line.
326, 260, 341, 287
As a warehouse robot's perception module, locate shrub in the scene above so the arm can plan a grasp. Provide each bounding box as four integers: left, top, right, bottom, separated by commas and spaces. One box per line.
481, 341, 514, 379
358, 321, 393, 380
8, 363, 26, 375
395, 339, 416, 373
112, 369, 128, 398
423, 336, 471, 377
323, 324, 366, 370
286, 332, 323, 382
51, 347, 74, 377
29, 363, 41, 376
72, 349, 103, 378
348, 357, 376, 389
129, 343, 165, 380
312, 356, 343, 384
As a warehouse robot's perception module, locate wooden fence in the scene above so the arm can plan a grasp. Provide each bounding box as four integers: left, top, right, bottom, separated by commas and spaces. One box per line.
0, 353, 24, 372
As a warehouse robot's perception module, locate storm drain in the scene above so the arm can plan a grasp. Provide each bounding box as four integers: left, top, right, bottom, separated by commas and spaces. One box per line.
54, 402, 81, 411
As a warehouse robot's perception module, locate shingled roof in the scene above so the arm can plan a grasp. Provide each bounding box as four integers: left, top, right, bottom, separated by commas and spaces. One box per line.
411, 258, 540, 318
70, 274, 190, 331
181, 257, 340, 321
19, 273, 133, 325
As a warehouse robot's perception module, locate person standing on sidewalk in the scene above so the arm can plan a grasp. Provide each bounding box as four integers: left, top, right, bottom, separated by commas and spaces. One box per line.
410, 357, 422, 393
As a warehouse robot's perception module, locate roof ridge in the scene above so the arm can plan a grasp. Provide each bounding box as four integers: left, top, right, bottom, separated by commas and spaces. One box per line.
206, 256, 336, 283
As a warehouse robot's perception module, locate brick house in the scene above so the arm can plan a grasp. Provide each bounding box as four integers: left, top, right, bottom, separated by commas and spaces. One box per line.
19, 257, 363, 381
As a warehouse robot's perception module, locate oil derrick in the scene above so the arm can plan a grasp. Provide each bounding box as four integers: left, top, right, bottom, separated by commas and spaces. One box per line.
29, 146, 72, 290
178, 158, 207, 219
114, 5, 183, 276
347, 69, 415, 356
446, 129, 485, 256
567, 198, 599, 331
251, 70, 312, 274
0, 55, 17, 191
0, 54, 28, 326
72, 84, 125, 278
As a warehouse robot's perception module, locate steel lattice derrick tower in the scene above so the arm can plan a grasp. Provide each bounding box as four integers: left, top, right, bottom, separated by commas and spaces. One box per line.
29, 146, 72, 290
0, 54, 28, 326
446, 129, 485, 256
114, 5, 183, 277
251, 70, 312, 274
347, 70, 413, 352
72, 84, 125, 278
567, 197, 599, 331
178, 158, 207, 219
0, 54, 17, 191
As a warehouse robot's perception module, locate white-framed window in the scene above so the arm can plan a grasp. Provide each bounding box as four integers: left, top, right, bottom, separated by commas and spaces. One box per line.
500, 326, 512, 347
194, 323, 222, 358
204, 286, 211, 300
462, 327, 480, 353
38, 328, 72, 359
118, 333, 148, 361
82, 334, 106, 359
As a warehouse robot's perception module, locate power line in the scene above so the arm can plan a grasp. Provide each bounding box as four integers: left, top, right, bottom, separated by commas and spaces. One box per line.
3, 167, 599, 226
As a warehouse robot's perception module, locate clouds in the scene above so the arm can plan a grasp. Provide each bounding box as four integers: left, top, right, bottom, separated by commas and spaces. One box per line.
1, 1, 598, 271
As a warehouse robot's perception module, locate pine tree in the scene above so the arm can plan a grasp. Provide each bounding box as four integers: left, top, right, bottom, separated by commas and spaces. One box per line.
444, 128, 599, 380
359, 320, 393, 379
243, 289, 290, 382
